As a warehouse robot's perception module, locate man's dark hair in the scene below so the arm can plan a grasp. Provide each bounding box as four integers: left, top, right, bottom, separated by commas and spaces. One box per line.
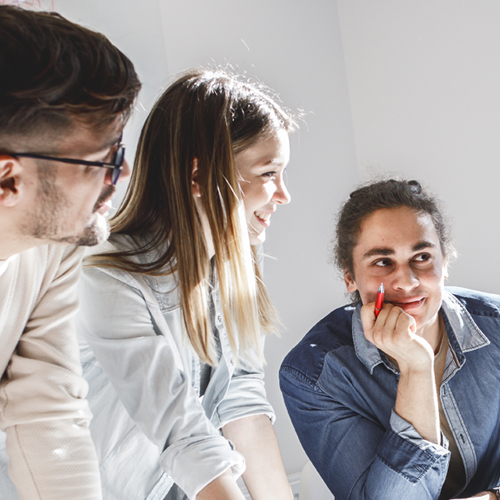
334, 179, 455, 303
0, 6, 141, 140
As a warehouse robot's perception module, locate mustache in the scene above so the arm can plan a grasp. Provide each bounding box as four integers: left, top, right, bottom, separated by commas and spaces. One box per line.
93, 185, 116, 213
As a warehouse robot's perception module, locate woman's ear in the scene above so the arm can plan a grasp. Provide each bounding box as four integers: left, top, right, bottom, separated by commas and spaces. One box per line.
344, 270, 358, 293
191, 157, 201, 198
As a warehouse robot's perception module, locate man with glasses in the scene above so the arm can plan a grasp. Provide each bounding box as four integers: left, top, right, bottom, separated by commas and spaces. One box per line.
0, 6, 140, 499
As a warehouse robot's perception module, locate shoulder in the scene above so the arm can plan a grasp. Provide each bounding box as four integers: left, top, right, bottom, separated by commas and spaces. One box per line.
281, 304, 355, 385
446, 286, 500, 318
12, 245, 84, 288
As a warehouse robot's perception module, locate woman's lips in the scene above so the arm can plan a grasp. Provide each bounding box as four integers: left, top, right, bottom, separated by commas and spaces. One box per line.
254, 211, 271, 227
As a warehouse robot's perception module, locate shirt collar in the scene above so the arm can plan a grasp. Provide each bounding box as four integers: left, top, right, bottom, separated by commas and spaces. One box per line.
352, 289, 490, 375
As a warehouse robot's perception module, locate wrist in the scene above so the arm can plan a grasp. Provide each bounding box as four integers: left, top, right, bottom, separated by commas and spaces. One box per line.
489, 488, 500, 500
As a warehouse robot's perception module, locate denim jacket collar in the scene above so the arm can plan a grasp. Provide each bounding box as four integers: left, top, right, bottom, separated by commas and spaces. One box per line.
352, 289, 490, 375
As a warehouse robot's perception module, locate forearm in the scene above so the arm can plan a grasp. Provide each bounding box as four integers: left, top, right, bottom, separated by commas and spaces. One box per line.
197, 469, 246, 500
395, 364, 440, 444
222, 414, 293, 500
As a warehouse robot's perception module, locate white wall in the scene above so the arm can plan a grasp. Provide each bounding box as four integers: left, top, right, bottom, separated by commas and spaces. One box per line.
337, 0, 500, 294
48, 0, 359, 477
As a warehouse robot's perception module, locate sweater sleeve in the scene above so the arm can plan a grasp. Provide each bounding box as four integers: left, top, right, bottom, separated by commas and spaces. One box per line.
0, 245, 102, 500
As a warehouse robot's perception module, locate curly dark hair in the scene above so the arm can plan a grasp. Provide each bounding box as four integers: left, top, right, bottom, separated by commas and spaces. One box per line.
334, 179, 455, 303
0, 6, 141, 141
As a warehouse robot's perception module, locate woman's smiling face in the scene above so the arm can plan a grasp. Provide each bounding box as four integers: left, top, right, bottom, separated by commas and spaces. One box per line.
236, 128, 291, 245
344, 206, 448, 338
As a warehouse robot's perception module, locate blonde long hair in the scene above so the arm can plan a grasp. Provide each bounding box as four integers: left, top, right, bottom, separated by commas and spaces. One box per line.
92, 69, 295, 364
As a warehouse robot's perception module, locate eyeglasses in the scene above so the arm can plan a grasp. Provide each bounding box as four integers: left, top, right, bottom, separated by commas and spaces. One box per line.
12, 134, 125, 185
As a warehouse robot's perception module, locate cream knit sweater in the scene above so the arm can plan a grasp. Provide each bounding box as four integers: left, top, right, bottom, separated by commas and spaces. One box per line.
0, 244, 102, 500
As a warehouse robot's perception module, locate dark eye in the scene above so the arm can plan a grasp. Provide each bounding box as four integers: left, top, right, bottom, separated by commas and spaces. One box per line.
414, 253, 430, 262
374, 258, 392, 267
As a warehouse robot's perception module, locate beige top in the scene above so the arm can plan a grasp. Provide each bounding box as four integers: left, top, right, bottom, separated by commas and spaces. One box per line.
435, 332, 465, 500
0, 245, 102, 500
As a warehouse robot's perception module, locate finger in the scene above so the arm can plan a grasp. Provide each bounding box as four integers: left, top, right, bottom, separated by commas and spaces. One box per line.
360, 302, 377, 341
373, 305, 403, 347
396, 309, 416, 335
360, 302, 394, 344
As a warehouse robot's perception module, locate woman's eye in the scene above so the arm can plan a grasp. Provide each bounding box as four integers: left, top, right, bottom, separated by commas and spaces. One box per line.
262, 171, 277, 178
374, 258, 392, 267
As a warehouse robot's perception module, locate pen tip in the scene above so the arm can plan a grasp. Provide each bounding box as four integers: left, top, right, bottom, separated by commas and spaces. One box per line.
378, 283, 384, 293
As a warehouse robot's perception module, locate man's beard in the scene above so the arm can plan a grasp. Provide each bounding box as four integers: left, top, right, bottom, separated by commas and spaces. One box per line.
22, 169, 115, 247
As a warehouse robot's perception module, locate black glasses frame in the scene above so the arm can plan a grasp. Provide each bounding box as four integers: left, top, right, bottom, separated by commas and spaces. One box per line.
12, 134, 125, 185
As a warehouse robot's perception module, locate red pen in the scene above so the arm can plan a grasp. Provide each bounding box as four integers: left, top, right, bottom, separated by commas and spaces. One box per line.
374, 283, 384, 318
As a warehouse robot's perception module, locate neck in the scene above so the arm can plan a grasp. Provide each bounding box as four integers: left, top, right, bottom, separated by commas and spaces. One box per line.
0, 222, 40, 259
418, 312, 444, 354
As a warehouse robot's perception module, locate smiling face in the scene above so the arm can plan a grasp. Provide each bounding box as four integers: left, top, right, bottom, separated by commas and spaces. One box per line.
19, 118, 129, 247
236, 128, 291, 245
345, 206, 448, 339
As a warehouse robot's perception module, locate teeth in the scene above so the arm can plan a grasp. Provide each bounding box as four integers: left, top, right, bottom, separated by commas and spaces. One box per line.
255, 211, 271, 221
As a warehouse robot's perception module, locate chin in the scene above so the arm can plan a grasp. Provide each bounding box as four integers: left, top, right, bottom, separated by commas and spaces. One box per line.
56, 213, 111, 247
80, 213, 111, 246
249, 232, 266, 246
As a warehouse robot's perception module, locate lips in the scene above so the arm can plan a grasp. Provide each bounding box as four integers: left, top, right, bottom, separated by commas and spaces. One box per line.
254, 211, 271, 227
97, 198, 112, 215
391, 297, 426, 311
93, 185, 116, 215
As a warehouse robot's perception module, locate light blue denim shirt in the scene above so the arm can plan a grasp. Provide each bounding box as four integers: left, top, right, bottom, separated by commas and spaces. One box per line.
77, 236, 274, 500
280, 287, 500, 500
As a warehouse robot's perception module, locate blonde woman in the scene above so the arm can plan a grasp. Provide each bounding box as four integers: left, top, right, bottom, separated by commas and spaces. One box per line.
77, 69, 295, 500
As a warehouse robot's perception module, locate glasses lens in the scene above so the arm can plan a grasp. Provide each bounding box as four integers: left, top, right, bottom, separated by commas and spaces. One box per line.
111, 167, 122, 185
113, 144, 125, 168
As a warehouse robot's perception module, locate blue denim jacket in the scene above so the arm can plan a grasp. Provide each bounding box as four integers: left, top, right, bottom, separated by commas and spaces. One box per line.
280, 287, 500, 500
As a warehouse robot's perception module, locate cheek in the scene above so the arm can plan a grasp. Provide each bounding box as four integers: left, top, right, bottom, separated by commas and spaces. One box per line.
242, 182, 268, 207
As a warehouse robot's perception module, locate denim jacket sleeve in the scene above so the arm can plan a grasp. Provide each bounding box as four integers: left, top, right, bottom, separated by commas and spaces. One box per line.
280, 358, 450, 500
78, 267, 244, 500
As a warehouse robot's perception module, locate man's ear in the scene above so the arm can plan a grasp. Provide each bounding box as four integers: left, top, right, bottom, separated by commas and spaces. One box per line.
0, 156, 23, 207
344, 270, 358, 293
443, 261, 449, 281
191, 157, 201, 198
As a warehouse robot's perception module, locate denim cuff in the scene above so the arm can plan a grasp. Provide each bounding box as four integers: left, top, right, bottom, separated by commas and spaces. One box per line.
377, 410, 450, 483
390, 409, 449, 450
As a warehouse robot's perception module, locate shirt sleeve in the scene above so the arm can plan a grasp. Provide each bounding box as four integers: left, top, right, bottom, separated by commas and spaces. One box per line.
279, 364, 450, 500
215, 347, 275, 428
77, 267, 245, 499
0, 246, 102, 500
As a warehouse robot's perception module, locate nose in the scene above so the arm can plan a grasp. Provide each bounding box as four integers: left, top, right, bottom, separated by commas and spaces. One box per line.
105, 158, 131, 186
392, 264, 419, 292
273, 176, 291, 205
